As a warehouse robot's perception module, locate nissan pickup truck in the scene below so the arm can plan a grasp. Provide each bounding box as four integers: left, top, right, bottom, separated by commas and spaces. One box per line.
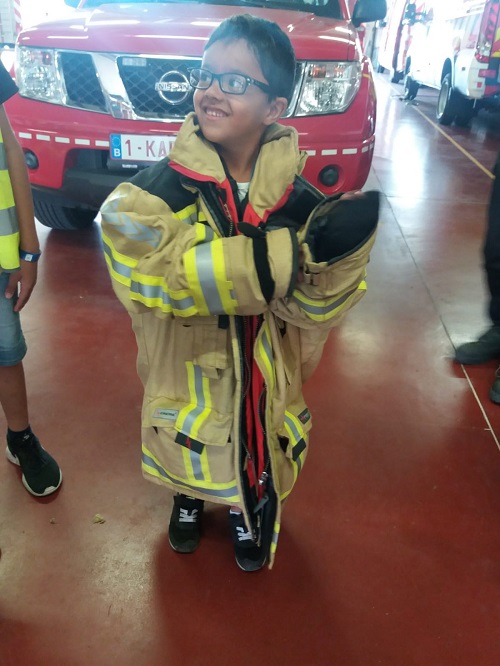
6, 0, 386, 229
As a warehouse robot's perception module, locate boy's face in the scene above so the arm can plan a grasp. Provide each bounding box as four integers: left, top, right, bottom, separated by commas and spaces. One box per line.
193, 38, 287, 160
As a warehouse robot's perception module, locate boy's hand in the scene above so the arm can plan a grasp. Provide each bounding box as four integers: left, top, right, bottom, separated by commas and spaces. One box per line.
5, 260, 38, 312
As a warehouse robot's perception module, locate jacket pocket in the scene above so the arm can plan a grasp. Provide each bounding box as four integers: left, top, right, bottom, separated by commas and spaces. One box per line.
179, 315, 230, 379
144, 395, 232, 448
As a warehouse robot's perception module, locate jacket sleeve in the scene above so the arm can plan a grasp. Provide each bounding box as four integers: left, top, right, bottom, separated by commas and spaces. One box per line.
269, 193, 378, 332
100, 182, 298, 318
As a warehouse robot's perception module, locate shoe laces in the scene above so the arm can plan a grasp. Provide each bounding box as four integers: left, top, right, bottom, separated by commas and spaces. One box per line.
12, 434, 45, 471
235, 525, 253, 542
179, 508, 199, 524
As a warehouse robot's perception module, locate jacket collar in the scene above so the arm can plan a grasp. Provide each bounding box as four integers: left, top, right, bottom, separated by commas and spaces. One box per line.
169, 113, 308, 221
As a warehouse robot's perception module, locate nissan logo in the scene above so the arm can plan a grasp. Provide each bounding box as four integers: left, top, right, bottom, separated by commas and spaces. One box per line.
155, 70, 191, 105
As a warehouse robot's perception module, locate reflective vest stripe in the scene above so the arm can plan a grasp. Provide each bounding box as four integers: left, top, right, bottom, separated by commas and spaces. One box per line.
292, 283, 365, 321
0, 131, 19, 271
130, 278, 197, 315
177, 362, 213, 444
184, 240, 238, 316
142, 446, 239, 501
270, 520, 280, 555
256, 323, 275, 392
173, 203, 198, 226
101, 196, 162, 248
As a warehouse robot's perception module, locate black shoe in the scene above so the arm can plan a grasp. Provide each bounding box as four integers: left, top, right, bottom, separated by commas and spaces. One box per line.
168, 494, 204, 553
229, 511, 266, 572
455, 327, 500, 364
490, 368, 500, 404
6, 431, 62, 497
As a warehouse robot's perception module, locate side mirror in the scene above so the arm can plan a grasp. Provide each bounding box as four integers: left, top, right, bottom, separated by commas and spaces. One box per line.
352, 0, 388, 28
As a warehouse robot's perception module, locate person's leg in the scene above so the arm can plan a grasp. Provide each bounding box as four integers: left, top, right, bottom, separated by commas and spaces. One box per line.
0, 362, 29, 431
455, 155, 500, 364
0, 271, 62, 496
484, 156, 500, 325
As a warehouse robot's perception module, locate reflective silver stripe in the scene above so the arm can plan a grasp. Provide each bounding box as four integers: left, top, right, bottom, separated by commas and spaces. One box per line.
181, 365, 206, 435
101, 197, 162, 248
296, 456, 303, 473
193, 243, 225, 314
293, 287, 357, 317
0, 206, 18, 236
284, 413, 302, 445
130, 280, 196, 311
142, 451, 239, 499
190, 450, 205, 481
103, 242, 132, 280
0, 150, 7, 170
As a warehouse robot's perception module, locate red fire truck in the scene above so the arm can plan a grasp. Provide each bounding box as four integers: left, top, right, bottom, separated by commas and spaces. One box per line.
6, 0, 386, 229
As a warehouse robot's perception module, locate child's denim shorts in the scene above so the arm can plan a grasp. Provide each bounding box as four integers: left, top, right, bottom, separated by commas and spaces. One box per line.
0, 271, 27, 366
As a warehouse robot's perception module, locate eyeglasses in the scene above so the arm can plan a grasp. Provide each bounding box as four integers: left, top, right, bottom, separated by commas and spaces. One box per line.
188, 67, 271, 96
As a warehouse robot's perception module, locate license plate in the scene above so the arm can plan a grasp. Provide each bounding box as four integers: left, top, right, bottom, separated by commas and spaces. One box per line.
109, 133, 176, 162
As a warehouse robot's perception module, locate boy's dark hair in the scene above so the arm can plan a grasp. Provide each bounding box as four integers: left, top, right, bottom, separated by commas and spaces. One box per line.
204, 14, 296, 102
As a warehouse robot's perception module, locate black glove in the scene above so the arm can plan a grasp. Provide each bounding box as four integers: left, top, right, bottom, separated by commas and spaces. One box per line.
306, 190, 379, 263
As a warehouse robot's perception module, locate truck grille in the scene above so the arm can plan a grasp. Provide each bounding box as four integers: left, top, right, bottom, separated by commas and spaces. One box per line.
60, 52, 107, 113
56, 52, 302, 121
117, 57, 198, 120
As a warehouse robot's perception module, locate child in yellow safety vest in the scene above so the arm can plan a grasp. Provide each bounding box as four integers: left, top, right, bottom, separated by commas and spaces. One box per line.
0, 58, 62, 496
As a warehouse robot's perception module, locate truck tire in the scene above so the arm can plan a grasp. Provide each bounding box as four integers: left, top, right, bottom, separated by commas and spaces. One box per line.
33, 196, 97, 230
404, 74, 419, 100
436, 73, 457, 125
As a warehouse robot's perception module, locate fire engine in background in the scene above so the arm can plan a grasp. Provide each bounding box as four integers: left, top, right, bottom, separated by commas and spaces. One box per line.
0, 0, 20, 47
5, 0, 386, 230
376, 0, 425, 81
380, 0, 500, 127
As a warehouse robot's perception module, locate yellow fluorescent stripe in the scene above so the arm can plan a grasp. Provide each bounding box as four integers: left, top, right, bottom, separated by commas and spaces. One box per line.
181, 446, 195, 479
210, 240, 238, 314
142, 444, 237, 490
191, 374, 212, 440
173, 203, 197, 223
129, 291, 198, 316
142, 463, 239, 502
199, 447, 212, 483
178, 362, 197, 431
0, 170, 15, 209
184, 247, 209, 315
412, 106, 494, 179
101, 232, 138, 268
296, 290, 360, 322
104, 254, 132, 288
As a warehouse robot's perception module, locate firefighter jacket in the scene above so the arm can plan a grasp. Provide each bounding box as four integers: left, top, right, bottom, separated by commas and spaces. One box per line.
100, 114, 377, 566
0, 129, 20, 272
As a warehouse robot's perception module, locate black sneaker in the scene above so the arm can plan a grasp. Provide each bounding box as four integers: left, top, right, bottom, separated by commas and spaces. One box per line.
455, 327, 500, 364
168, 494, 204, 553
6, 432, 62, 497
229, 511, 266, 572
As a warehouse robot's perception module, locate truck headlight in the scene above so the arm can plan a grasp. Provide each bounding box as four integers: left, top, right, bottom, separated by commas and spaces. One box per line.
295, 61, 361, 115
15, 46, 66, 104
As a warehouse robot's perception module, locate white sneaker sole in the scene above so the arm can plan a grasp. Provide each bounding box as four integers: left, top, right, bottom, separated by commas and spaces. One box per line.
5, 446, 63, 497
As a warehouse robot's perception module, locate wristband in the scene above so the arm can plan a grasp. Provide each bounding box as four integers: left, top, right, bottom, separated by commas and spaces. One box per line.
19, 249, 41, 263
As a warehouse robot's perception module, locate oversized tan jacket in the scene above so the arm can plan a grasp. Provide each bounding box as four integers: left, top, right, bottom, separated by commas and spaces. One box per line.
100, 114, 377, 566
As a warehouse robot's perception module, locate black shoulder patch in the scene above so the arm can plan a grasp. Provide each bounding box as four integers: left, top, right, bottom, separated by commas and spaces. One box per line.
129, 160, 196, 214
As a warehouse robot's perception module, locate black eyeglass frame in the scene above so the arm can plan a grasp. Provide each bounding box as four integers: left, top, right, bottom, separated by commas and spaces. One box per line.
188, 67, 272, 96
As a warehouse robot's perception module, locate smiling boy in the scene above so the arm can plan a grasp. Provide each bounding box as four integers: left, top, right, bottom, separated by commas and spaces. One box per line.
101, 14, 378, 571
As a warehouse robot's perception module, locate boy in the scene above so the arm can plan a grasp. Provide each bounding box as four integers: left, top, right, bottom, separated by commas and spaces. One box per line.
101, 15, 378, 570
0, 58, 62, 496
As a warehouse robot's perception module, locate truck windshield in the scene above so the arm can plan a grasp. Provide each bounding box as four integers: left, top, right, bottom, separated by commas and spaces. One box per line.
81, 0, 343, 19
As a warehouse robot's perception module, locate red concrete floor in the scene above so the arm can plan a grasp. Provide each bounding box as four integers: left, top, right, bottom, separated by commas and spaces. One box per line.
2, 74, 500, 665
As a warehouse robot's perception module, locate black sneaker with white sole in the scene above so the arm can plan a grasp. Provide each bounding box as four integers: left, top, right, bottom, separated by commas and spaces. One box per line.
6, 431, 62, 497
229, 511, 266, 572
168, 494, 204, 553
